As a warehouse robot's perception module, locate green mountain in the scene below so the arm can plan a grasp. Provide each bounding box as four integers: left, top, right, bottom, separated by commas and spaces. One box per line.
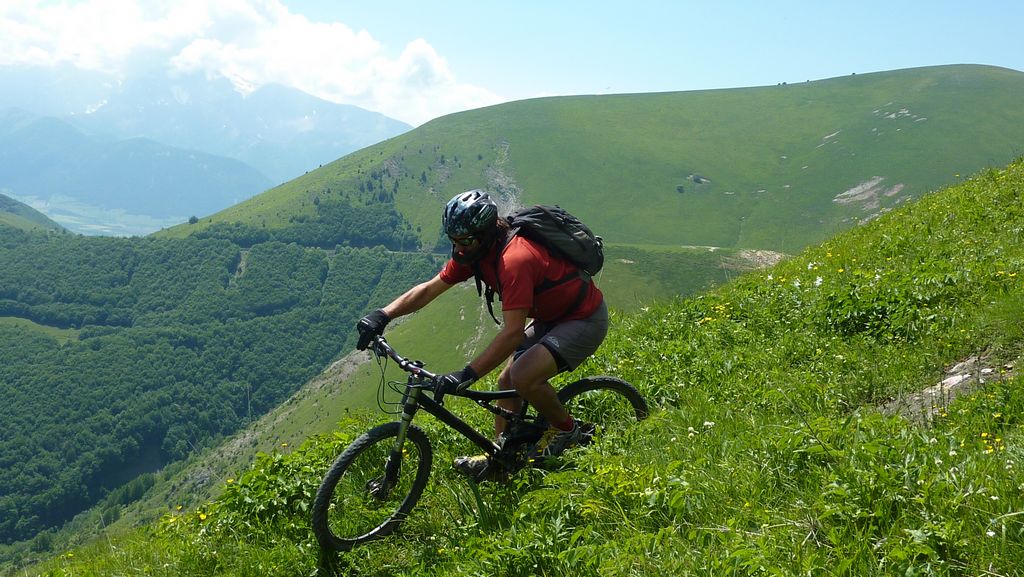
26, 156, 1024, 576
0, 193, 62, 232
161, 64, 1024, 255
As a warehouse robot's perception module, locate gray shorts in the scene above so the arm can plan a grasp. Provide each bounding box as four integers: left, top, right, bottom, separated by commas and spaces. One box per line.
514, 300, 609, 373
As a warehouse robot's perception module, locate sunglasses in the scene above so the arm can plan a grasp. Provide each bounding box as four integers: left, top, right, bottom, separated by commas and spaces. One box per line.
449, 234, 479, 247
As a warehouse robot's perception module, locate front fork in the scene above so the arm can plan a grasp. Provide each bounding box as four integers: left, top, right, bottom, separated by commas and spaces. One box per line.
379, 385, 422, 493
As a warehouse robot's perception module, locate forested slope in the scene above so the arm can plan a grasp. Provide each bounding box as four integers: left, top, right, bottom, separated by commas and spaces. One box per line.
0, 219, 762, 553
0, 230, 443, 544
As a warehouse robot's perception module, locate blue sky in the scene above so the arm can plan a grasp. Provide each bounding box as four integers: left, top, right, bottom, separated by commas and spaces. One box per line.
2, 0, 1021, 125
301, 1, 1023, 98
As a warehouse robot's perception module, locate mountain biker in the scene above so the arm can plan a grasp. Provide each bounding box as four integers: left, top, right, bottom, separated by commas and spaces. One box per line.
355, 189, 609, 477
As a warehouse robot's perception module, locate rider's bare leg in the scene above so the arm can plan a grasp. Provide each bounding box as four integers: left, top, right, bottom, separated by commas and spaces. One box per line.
503, 345, 569, 432
495, 360, 522, 437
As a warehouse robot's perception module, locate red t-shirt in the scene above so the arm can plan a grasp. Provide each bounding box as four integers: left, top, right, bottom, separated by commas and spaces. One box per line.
439, 235, 603, 322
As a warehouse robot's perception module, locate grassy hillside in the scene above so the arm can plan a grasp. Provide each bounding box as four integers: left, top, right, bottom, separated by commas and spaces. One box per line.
0, 224, 758, 570
160, 65, 1024, 256
0, 194, 63, 232
140, 242, 773, 498
95, 238, 758, 516
0, 241, 764, 559
27, 152, 1024, 575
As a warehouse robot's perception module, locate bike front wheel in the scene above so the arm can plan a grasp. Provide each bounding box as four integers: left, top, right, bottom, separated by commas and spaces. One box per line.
311, 422, 433, 552
557, 376, 648, 444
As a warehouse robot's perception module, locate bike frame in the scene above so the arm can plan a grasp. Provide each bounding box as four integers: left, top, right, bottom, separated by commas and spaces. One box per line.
371, 336, 536, 473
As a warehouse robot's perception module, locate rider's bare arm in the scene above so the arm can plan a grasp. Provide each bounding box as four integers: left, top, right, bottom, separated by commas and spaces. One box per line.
468, 307, 527, 378
382, 274, 453, 319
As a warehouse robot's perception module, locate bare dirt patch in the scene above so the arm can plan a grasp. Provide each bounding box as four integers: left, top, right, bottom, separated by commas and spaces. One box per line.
833, 177, 887, 205
733, 249, 787, 270
881, 352, 1018, 425
718, 249, 788, 272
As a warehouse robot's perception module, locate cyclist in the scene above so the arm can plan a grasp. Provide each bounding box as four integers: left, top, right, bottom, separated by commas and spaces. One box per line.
356, 190, 609, 477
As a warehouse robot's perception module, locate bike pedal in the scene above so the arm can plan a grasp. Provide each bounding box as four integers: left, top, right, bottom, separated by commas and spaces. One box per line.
578, 422, 597, 445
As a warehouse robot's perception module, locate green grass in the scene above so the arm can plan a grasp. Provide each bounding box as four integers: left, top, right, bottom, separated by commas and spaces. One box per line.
0, 213, 46, 232
0, 211, 61, 233
229, 240, 742, 451
27, 154, 1024, 575
0, 316, 79, 344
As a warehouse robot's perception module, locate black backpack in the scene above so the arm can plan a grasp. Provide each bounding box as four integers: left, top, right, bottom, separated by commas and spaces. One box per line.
474, 205, 603, 324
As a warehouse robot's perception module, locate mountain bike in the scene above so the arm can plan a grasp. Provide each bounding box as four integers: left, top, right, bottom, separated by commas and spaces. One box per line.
311, 334, 648, 552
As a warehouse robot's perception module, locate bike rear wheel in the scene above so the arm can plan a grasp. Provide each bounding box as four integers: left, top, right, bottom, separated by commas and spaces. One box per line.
311, 422, 432, 552
557, 376, 648, 444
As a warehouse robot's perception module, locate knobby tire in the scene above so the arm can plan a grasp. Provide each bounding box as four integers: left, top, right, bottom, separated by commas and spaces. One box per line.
556, 376, 649, 436
311, 422, 433, 552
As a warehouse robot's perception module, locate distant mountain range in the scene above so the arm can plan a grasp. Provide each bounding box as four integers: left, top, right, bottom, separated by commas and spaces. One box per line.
61, 73, 412, 184
0, 108, 275, 235
0, 66, 411, 235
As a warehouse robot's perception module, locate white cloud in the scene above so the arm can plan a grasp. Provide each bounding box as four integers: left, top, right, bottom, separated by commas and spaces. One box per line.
0, 0, 503, 125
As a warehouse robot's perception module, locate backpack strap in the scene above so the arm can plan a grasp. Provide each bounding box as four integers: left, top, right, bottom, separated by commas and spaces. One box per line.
474, 232, 511, 325
473, 263, 501, 326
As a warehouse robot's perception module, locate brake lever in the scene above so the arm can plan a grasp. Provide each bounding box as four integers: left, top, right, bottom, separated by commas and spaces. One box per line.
370, 338, 386, 357
432, 378, 446, 404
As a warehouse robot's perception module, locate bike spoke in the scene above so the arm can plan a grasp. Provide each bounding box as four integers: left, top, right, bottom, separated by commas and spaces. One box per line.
558, 377, 648, 446
330, 445, 415, 534
313, 423, 432, 551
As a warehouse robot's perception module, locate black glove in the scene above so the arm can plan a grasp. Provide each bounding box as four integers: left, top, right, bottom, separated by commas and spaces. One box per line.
437, 365, 479, 394
355, 309, 390, 350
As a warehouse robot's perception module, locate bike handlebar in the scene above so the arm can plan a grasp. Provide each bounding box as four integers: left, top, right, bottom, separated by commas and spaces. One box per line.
369, 335, 438, 381
367, 334, 521, 402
